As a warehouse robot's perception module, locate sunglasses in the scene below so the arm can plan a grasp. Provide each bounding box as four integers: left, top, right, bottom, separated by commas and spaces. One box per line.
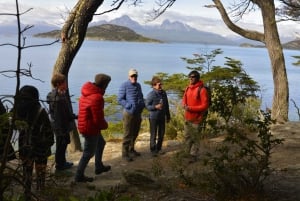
189, 75, 197, 78
130, 74, 138, 78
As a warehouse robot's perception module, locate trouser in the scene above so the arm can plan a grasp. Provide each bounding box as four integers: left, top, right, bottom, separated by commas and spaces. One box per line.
122, 111, 142, 156
183, 121, 202, 156
22, 157, 48, 200
75, 135, 106, 178
149, 118, 165, 152
55, 135, 70, 168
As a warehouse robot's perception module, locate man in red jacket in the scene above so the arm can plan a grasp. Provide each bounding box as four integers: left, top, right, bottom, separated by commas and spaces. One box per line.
182, 70, 209, 162
75, 74, 111, 182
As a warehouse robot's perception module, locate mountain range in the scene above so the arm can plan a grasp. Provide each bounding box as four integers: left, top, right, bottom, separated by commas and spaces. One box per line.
2, 15, 299, 48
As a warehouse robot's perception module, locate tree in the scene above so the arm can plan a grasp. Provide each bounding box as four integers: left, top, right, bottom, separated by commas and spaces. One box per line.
211, 0, 289, 123
53, 0, 105, 152
277, 0, 300, 21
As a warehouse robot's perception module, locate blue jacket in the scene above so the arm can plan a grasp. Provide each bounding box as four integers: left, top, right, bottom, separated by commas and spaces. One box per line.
145, 89, 171, 120
118, 80, 145, 114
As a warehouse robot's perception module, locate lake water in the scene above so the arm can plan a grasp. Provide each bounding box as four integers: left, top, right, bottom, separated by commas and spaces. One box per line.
0, 36, 300, 120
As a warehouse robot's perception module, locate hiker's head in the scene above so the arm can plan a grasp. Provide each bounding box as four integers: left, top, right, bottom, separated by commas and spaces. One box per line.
17, 85, 40, 118
94, 73, 111, 90
51, 73, 67, 92
188, 70, 200, 84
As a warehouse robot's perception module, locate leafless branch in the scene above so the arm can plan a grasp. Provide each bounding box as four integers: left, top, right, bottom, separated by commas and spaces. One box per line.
95, 0, 126, 15
291, 99, 300, 120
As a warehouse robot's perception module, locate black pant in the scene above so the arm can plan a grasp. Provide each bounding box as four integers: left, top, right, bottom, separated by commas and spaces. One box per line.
149, 118, 165, 152
55, 135, 70, 168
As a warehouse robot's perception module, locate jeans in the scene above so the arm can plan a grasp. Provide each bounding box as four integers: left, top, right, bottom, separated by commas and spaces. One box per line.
75, 135, 106, 178
149, 118, 165, 152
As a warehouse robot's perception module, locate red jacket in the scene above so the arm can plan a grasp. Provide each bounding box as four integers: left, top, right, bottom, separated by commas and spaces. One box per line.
182, 81, 209, 124
77, 82, 108, 135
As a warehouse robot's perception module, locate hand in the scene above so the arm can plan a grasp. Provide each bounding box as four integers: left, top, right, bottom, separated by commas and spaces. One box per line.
183, 105, 189, 111
155, 103, 163, 110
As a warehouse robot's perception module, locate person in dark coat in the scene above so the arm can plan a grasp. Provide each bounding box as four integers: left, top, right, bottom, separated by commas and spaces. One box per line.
145, 76, 171, 157
0, 99, 16, 161
75, 73, 111, 183
16, 85, 54, 196
47, 73, 75, 171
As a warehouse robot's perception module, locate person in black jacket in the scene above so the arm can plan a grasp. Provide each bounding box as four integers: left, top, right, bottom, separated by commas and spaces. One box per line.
16, 85, 54, 196
145, 76, 171, 157
47, 73, 75, 171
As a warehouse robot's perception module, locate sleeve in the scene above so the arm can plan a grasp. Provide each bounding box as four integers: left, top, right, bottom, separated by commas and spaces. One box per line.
91, 95, 108, 130
145, 92, 155, 111
182, 87, 188, 106
117, 82, 128, 108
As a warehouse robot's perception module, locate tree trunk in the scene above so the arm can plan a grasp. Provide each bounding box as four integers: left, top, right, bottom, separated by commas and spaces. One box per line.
213, 0, 289, 123
53, 0, 104, 152
259, 0, 289, 123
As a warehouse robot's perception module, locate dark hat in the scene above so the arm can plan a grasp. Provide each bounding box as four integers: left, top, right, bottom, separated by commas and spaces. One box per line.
94, 74, 111, 88
19, 85, 39, 100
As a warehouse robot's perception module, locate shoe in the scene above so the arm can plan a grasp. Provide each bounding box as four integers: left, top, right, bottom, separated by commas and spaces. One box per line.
56, 161, 74, 171
131, 150, 141, 157
122, 155, 133, 162
95, 165, 111, 175
75, 175, 94, 183
151, 152, 158, 157
188, 155, 197, 163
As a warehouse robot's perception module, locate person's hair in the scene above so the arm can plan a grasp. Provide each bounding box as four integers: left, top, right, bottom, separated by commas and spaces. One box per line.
151, 76, 161, 86
17, 85, 40, 118
51, 73, 66, 88
188, 70, 200, 79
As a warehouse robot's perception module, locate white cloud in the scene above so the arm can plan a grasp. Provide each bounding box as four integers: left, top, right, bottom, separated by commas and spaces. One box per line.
1, 0, 300, 41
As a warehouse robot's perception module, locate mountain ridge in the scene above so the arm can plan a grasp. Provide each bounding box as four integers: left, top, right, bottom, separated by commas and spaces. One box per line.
2, 15, 300, 48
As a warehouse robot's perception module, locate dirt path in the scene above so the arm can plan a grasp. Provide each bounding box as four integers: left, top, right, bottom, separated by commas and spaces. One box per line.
55, 122, 300, 201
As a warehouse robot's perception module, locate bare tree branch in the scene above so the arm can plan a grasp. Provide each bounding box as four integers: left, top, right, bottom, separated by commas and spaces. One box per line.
212, 0, 264, 42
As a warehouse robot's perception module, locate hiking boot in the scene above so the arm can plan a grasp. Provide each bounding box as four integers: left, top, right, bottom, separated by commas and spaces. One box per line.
122, 154, 133, 162
130, 150, 141, 157
151, 151, 158, 157
75, 175, 94, 183
95, 165, 111, 175
56, 161, 74, 171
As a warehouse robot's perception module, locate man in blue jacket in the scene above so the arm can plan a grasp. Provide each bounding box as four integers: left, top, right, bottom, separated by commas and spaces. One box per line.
118, 69, 145, 162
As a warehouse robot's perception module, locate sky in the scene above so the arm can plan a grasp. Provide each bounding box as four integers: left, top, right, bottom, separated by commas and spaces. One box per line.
0, 0, 299, 39
0, 0, 262, 25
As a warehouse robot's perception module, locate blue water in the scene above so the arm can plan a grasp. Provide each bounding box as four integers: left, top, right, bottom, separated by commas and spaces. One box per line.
0, 36, 299, 120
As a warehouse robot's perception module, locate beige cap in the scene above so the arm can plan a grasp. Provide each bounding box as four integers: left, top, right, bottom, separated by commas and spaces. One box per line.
128, 68, 138, 76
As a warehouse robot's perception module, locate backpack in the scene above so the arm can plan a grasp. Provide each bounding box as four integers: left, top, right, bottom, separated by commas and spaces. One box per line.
196, 85, 211, 115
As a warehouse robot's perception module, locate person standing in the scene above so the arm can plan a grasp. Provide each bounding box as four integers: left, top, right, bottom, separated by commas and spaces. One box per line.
182, 70, 209, 162
145, 76, 171, 157
47, 73, 75, 171
16, 85, 54, 197
75, 74, 112, 182
118, 68, 145, 162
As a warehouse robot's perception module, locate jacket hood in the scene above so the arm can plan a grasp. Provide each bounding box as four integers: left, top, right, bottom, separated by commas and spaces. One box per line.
81, 82, 104, 97
188, 80, 203, 89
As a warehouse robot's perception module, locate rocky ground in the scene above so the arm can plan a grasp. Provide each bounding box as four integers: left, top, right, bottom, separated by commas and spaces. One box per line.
47, 121, 300, 201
